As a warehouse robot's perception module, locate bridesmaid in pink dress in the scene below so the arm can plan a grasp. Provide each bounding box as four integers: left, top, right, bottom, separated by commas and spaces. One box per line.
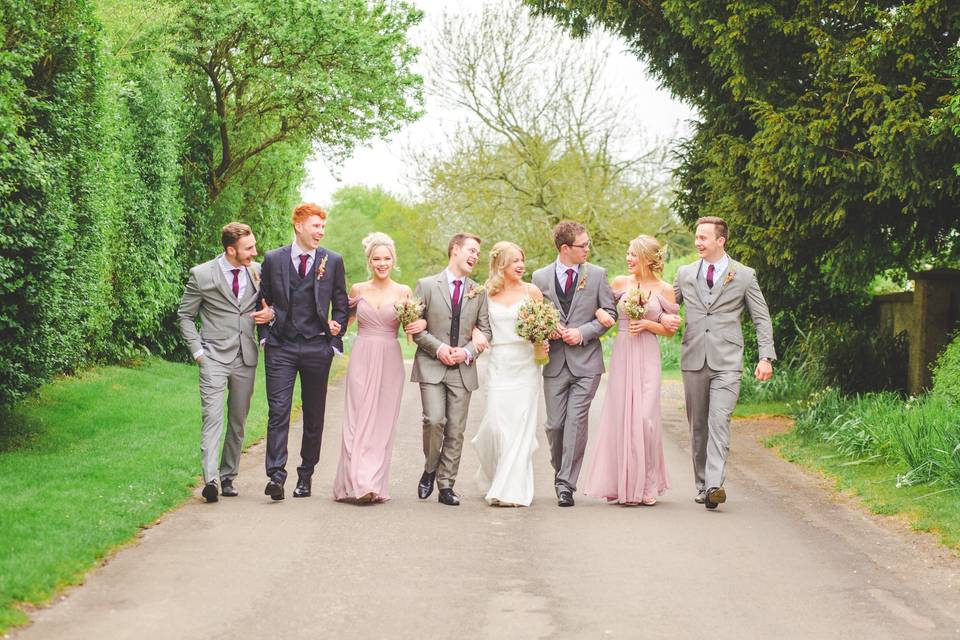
583, 234, 680, 506
333, 232, 425, 503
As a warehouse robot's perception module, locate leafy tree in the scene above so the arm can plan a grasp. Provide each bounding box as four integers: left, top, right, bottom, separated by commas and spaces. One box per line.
413, 3, 687, 273
526, 0, 960, 316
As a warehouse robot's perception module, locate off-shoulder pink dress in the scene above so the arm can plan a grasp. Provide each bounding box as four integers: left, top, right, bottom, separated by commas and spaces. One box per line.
333, 297, 405, 502
583, 292, 678, 504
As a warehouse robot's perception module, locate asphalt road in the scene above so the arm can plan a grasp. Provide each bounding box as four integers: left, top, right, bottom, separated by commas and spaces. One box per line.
12, 364, 960, 639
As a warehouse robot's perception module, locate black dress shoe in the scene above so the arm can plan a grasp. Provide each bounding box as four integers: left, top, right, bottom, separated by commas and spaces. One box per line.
264, 478, 284, 501
202, 480, 219, 503
705, 486, 726, 510
437, 488, 460, 506
558, 489, 575, 507
293, 478, 312, 498
418, 471, 436, 500
220, 480, 238, 497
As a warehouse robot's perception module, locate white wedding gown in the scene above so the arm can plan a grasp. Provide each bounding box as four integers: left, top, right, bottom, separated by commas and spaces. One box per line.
471, 297, 541, 506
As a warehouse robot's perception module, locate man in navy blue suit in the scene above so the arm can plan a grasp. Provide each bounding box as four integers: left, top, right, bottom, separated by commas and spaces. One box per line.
258, 202, 349, 500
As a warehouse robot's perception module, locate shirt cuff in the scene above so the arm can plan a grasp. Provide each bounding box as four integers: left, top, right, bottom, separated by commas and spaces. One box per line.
333, 347, 343, 357
464, 347, 474, 365
193, 349, 204, 360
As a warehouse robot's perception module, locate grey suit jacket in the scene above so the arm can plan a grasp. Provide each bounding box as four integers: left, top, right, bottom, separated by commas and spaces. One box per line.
532, 261, 616, 378
673, 258, 776, 372
410, 272, 492, 391
178, 256, 261, 367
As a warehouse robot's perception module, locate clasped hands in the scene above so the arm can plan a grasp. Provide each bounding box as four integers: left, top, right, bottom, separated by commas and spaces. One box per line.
437, 344, 470, 366
547, 323, 582, 345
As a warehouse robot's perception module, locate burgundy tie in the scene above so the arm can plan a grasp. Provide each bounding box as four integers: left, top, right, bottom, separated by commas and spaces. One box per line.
231, 268, 240, 298
452, 279, 462, 308
564, 268, 575, 294
706, 264, 715, 289
298, 254, 309, 279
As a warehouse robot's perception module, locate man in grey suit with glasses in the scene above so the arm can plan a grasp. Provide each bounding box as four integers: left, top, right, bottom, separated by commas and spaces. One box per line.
664, 216, 776, 510
178, 222, 274, 502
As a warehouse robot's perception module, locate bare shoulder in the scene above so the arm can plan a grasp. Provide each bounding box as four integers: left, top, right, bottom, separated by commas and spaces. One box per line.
658, 279, 676, 303
350, 281, 370, 298
525, 282, 543, 300
399, 284, 413, 299
610, 274, 629, 290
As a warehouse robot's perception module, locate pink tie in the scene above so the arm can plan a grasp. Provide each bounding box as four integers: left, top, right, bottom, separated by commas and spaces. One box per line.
231, 269, 240, 298
298, 254, 309, 279
564, 268, 575, 294
706, 264, 715, 289
452, 279, 462, 308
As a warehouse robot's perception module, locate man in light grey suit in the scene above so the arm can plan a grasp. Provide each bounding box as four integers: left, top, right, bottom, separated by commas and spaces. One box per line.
178, 222, 274, 502
411, 233, 492, 506
667, 216, 776, 510
533, 221, 617, 507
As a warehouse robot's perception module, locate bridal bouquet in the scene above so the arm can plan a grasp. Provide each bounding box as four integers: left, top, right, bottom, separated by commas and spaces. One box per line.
622, 288, 650, 320
515, 299, 560, 365
394, 297, 425, 344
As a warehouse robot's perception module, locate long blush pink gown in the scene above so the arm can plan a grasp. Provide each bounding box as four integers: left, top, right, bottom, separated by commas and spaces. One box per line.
333, 297, 405, 502
583, 293, 678, 504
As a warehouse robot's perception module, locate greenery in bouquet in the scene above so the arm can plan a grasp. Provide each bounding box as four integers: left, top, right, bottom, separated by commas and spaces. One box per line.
516, 299, 560, 365
621, 288, 650, 320
394, 297, 425, 343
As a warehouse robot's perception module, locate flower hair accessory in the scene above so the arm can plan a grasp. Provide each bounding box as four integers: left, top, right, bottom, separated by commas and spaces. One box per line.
315, 254, 328, 280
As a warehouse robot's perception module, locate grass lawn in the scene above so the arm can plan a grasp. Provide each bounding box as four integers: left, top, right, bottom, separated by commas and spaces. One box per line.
733, 400, 793, 418
768, 430, 960, 550
0, 355, 344, 632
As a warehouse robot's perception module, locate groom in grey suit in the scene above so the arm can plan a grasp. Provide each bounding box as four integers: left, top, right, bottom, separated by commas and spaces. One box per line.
667, 216, 776, 510
411, 233, 491, 506
533, 221, 616, 507
178, 222, 274, 502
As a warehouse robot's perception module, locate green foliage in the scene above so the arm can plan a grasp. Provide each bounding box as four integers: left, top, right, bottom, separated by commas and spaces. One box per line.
526, 1, 960, 317
932, 332, 960, 404
794, 321, 908, 395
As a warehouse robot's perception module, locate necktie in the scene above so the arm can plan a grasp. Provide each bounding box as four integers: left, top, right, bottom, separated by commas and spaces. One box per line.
231, 269, 240, 298
564, 268, 575, 294
706, 264, 715, 289
298, 254, 309, 279
452, 279, 462, 308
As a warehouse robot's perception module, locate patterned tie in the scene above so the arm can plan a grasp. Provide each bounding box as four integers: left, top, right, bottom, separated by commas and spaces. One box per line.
564, 268, 575, 294
231, 269, 240, 298
298, 254, 309, 279
706, 264, 715, 289
451, 279, 462, 309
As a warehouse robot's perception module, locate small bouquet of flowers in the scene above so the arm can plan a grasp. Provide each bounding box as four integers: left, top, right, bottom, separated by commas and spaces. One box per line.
621, 288, 650, 321
515, 299, 560, 365
394, 297, 425, 344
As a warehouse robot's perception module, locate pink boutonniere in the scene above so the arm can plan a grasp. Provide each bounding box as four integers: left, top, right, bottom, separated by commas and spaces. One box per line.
576, 272, 588, 292
724, 271, 735, 285
465, 285, 483, 300
315, 254, 328, 280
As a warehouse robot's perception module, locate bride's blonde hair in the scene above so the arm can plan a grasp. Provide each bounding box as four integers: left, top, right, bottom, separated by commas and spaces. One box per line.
484, 241, 524, 296
629, 234, 665, 276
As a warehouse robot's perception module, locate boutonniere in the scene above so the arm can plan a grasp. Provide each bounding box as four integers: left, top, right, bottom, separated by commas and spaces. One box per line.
249, 265, 261, 287
315, 254, 328, 280
724, 270, 735, 285
576, 271, 588, 292
465, 285, 482, 300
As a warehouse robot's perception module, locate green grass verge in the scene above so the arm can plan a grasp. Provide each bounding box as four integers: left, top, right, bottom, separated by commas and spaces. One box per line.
733, 400, 794, 418
768, 430, 960, 550
0, 355, 343, 632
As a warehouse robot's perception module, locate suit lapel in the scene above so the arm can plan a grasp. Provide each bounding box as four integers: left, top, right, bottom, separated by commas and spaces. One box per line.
211, 259, 241, 309
543, 262, 563, 315
312, 247, 326, 310
437, 272, 452, 312
709, 258, 738, 307
277, 246, 292, 309
567, 263, 587, 317
689, 260, 707, 309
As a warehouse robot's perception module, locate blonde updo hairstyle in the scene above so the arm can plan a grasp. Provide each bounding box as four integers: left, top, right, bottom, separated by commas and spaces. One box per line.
484, 241, 524, 296
629, 234, 665, 276
362, 232, 397, 275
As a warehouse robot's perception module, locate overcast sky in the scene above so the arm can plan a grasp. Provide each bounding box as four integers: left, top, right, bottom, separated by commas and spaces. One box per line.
300, 0, 698, 207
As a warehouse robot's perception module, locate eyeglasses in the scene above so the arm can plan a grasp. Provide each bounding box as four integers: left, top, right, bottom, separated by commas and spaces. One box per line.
569, 242, 590, 250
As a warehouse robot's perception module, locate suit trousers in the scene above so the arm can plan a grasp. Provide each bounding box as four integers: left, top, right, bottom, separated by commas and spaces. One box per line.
542, 362, 601, 492
419, 367, 472, 490
264, 336, 334, 483
198, 352, 256, 484
682, 365, 742, 490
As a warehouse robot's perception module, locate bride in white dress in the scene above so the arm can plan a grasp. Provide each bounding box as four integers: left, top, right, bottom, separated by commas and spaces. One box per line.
471, 241, 543, 507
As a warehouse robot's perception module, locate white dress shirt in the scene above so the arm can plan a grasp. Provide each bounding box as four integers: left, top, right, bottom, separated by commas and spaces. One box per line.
219, 254, 248, 301
291, 242, 315, 276
555, 260, 580, 290
698, 253, 730, 287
